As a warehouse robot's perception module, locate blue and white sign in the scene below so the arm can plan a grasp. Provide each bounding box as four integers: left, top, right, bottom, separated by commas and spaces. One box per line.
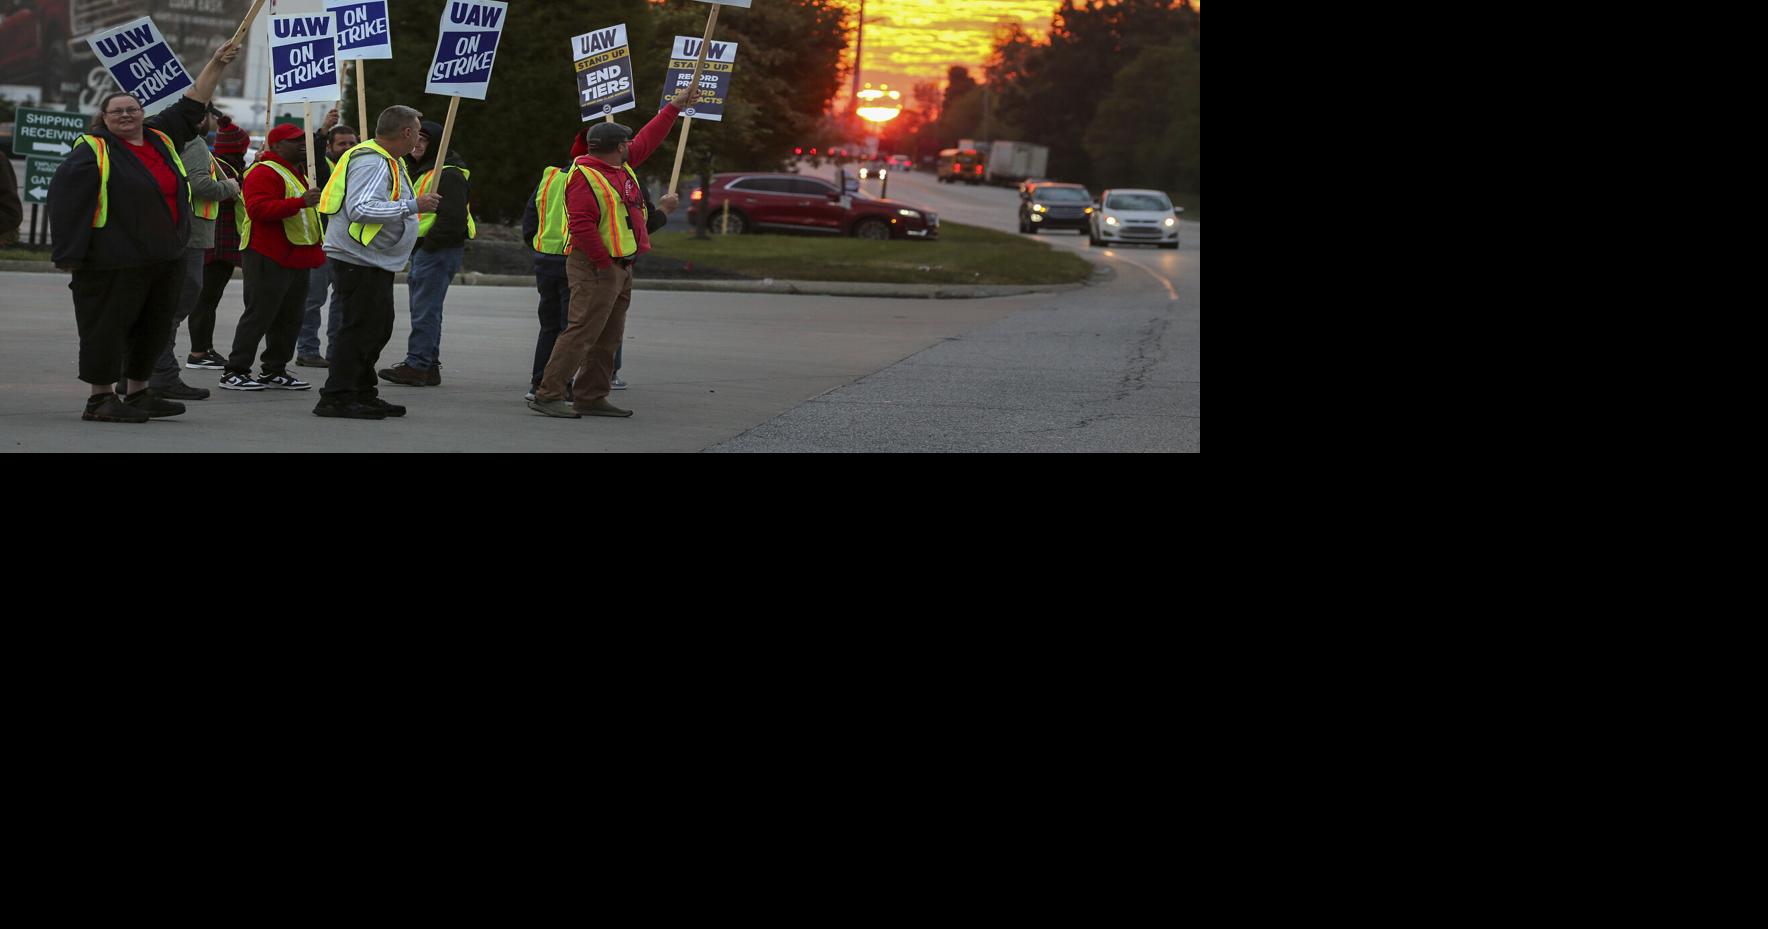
326, 0, 393, 61
425, 0, 508, 101
269, 13, 338, 105
86, 17, 192, 116
660, 35, 738, 122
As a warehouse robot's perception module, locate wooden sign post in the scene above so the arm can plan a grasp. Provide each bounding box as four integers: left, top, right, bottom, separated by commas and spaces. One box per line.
356, 60, 368, 130
304, 101, 317, 182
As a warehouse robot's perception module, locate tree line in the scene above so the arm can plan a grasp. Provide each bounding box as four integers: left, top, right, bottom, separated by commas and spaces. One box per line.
894, 0, 1200, 200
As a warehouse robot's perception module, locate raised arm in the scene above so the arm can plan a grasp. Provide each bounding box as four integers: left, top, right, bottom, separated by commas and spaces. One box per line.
186, 41, 242, 105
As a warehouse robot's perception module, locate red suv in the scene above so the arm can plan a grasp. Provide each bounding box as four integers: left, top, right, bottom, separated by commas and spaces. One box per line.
688, 173, 939, 241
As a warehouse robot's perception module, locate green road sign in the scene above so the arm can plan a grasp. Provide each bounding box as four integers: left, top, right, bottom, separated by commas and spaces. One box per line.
14, 107, 88, 158
23, 156, 64, 205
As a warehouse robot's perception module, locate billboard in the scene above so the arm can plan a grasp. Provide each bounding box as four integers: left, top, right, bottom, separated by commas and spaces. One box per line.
0, 1, 254, 109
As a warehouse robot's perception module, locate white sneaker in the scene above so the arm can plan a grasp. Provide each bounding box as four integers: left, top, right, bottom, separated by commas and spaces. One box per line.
218, 372, 266, 391
524, 389, 537, 402
611, 375, 627, 390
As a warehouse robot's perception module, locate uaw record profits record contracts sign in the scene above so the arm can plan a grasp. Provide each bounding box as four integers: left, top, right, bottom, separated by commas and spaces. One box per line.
573, 24, 635, 119
661, 36, 738, 122
426, 0, 508, 100
270, 13, 339, 104
326, 0, 393, 60
87, 17, 193, 116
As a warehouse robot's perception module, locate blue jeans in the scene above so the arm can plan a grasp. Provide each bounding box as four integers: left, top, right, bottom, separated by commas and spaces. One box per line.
298, 261, 346, 359
404, 245, 463, 370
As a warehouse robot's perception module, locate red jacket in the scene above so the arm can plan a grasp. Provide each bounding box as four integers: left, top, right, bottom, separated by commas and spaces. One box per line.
243, 151, 326, 269
566, 103, 679, 268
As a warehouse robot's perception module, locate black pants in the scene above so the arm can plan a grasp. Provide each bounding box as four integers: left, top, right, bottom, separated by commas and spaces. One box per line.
321, 259, 395, 401
71, 260, 182, 386
189, 259, 235, 353
228, 250, 310, 376
532, 273, 571, 388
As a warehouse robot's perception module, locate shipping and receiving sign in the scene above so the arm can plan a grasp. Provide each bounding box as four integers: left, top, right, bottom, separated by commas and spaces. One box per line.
326, 0, 393, 61
660, 36, 738, 122
13, 107, 86, 158
425, 0, 508, 101
86, 17, 192, 116
572, 24, 635, 120
23, 156, 64, 205
269, 13, 338, 104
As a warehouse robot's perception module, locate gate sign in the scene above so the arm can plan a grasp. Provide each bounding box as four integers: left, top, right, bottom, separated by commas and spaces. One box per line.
13, 107, 86, 158
86, 17, 192, 116
23, 156, 63, 205
660, 36, 738, 122
326, 0, 393, 61
425, 0, 508, 101
270, 13, 338, 105
572, 24, 635, 120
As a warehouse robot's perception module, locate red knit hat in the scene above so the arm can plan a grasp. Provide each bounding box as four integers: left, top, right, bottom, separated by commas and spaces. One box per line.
214, 119, 251, 154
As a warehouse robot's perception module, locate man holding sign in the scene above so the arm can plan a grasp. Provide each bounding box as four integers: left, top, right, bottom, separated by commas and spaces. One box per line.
528, 84, 701, 420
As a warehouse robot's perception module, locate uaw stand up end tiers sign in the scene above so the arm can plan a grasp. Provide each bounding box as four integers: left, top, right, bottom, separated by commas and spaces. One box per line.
573, 24, 635, 121
426, 0, 508, 101
87, 17, 193, 116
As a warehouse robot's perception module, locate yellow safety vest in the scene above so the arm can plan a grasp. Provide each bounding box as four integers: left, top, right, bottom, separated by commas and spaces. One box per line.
70, 128, 190, 228
201, 158, 249, 240
317, 140, 405, 245
239, 160, 322, 250
573, 163, 647, 259
532, 166, 572, 255
415, 164, 477, 240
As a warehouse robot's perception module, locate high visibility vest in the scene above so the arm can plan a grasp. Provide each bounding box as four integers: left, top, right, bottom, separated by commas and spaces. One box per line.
69, 128, 190, 228
239, 160, 322, 250
531, 166, 573, 255
573, 163, 648, 259
202, 158, 250, 240
317, 140, 405, 245
415, 164, 477, 240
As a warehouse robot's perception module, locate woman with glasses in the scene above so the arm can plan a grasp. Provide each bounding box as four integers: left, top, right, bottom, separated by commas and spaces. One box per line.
49, 41, 240, 423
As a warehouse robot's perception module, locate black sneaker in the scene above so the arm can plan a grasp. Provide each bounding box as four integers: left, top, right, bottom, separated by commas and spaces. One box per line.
313, 399, 387, 420
186, 353, 226, 370
219, 372, 266, 391
363, 396, 407, 417
153, 381, 211, 401
259, 371, 312, 390
124, 389, 186, 418
83, 393, 149, 423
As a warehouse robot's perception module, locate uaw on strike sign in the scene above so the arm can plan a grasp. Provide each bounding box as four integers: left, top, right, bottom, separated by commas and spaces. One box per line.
426, 0, 508, 100
326, 0, 393, 60
87, 17, 191, 116
661, 35, 738, 121
269, 13, 338, 104
573, 24, 635, 120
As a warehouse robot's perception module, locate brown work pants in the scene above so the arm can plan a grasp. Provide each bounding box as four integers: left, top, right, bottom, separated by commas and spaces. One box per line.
536, 251, 631, 408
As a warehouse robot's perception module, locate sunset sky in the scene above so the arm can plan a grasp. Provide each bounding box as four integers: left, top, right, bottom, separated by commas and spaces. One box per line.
848, 0, 1058, 97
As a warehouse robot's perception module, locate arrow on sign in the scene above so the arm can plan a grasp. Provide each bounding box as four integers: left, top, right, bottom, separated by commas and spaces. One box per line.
30, 187, 49, 199
41, 142, 73, 155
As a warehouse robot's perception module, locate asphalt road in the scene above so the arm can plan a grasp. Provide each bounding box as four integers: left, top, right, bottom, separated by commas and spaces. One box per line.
711, 165, 1200, 452
1, 164, 1198, 453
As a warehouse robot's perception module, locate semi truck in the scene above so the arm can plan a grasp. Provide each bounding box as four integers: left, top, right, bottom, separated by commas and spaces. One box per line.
985, 141, 1049, 186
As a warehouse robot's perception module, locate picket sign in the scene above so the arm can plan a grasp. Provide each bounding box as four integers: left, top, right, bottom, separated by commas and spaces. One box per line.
668, 5, 723, 194
327, 1, 393, 135
422, 1, 508, 207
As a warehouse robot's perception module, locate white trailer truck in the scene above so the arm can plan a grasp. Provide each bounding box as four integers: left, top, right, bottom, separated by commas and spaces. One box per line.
985, 141, 1050, 186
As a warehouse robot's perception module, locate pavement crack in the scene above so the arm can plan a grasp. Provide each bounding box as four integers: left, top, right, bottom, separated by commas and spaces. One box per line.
1114, 316, 1172, 401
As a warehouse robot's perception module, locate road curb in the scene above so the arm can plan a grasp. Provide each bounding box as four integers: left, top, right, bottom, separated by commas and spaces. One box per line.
0, 260, 1092, 300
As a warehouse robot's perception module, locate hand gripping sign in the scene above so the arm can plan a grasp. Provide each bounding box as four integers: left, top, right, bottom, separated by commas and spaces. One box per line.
661, 35, 738, 122
425, 0, 508, 101
87, 17, 193, 116
573, 24, 636, 121
269, 13, 338, 105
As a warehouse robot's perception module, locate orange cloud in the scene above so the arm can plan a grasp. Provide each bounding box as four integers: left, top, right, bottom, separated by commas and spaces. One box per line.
850, 0, 1056, 96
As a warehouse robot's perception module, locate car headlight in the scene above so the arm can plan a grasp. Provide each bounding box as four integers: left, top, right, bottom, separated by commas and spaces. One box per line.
897, 209, 920, 219
1104, 216, 1118, 226
1084, 207, 1093, 214
1164, 217, 1176, 227
859, 168, 869, 178
1032, 204, 1047, 213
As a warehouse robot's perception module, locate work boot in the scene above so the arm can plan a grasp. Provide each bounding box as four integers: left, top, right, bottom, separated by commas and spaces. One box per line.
124, 389, 186, 418
577, 398, 633, 418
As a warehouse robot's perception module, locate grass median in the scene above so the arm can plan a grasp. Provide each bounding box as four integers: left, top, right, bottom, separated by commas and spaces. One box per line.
646, 221, 1094, 286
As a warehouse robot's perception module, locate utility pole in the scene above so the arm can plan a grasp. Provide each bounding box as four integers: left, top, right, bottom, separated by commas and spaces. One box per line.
851, 0, 865, 107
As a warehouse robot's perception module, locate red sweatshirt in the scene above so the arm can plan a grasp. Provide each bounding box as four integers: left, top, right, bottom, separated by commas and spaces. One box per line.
566, 102, 679, 268
242, 151, 326, 269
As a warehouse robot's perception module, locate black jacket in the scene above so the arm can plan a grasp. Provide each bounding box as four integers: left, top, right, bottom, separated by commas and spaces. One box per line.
523, 171, 667, 279
411, 148, 471, 252
50, 95, 207, 270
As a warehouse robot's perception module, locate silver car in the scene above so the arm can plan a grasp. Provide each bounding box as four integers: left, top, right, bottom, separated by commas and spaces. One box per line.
1089, 188, 1183, 249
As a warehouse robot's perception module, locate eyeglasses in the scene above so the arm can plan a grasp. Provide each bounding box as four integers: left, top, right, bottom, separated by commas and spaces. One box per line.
106, 106, 143, 117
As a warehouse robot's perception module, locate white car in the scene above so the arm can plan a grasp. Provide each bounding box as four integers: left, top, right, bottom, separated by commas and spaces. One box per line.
1089, 188, 1182, 249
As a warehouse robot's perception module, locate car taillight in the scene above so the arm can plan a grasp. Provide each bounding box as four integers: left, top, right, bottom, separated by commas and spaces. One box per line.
810, 147, 817, 155
974, 165, 983, 174
794, 147, 803, 155
691, 189, 703, 202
